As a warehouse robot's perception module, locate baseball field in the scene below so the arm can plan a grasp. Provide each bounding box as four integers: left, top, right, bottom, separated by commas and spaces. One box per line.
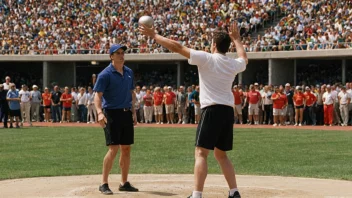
1, 124, 352, 197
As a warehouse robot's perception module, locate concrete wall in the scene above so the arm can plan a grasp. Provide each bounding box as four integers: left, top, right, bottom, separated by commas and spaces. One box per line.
43, 62, 76, 88
269, 59, 294, 85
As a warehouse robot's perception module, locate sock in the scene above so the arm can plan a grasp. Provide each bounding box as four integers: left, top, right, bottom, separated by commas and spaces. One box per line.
229, 188, 239, 196
192, 191, 202, 198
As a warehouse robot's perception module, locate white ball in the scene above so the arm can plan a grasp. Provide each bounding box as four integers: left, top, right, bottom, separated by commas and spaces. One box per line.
138, 16, 154, 28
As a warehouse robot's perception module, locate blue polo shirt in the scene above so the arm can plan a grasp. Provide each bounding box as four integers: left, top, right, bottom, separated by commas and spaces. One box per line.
93, 64, 135, 109
7, 90, 21, 110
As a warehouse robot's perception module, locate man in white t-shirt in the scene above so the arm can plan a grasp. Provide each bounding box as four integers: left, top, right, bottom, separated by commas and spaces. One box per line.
71, 87, 79, 122
322, 85, 335, 126
2, 76, 11, 91
19, 85, 32, 127
140, 22, 247, 198
338, 86, 351, 126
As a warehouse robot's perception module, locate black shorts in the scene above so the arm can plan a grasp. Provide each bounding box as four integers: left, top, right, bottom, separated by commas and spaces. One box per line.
195, 105, 234, 151
63, 107, 71, 111
44, 105, 51, 109
295, 105, 304, 109
9, 109, 21, 117
103, 108, 134, 146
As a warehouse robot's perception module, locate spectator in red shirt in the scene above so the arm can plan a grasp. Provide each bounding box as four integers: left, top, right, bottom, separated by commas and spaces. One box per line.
245, 85, 261, 125
293, 86, 305, 126
42, 87, 52, 122
271, 86, 288, 126
164, 86, 176, 124
232, 85, 243, 124
303, 86, 317, 125
153, 87, 164, 124
143, 90, 153, 124
60, 86, 73, 123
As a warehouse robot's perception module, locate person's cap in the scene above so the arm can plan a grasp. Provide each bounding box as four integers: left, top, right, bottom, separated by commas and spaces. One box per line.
285, 83, 290, 87
32, 85, 38, 88
327, 85, 331, 88
296, 86, 301, 90
44, 87, 49, 90
250, 85, 254, 89
254, 82, 259, 86
109, 44, 127, 54
233, 85, 238, 88
305, 86, 310, 90
168, 86, 172, 89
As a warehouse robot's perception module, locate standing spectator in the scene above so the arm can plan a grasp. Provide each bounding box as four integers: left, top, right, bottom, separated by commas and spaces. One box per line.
338, 86, 351, 126
86, 87, 97, 124
153, 87, 164, 124
51, 86, 62, 123
293, 86, 305, 126
323, 85, 335, 126
0, 84, 9, 128
187, 86, 195, 124
71, 87, 79, 122
262, 85, 273, 125
3, 76, 11, 90
42, 87, 51, 122
176, 86, 188, 124
284, 83, 294, 125
192, 86, 201, 124
232, 85, 243, 124
271, 86, 288, 126
6, 84, 21, 128
60, 87, 72, 123
19, 85, 32, 127
331, 86, 341, 126
315, 86, 324, 125
135, 86, 145, 124
143, 90, 153, 123
304, 87, 317, 125
245, 85, 261, 125
30, 85, 41, 122
164, 86, 176, 124
77, 87, 88, 123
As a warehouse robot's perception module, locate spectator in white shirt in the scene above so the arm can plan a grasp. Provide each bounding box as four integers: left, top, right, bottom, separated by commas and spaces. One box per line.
322, 85, 335, 126
3, 76, 11, 91
77, 87, 88, 123
338, 86, 351, 126
262, 86, 273, 125
71, 87, 79, 122
86, 87, 97, 123
19, 84, 32, 127
30, 85, 42, 122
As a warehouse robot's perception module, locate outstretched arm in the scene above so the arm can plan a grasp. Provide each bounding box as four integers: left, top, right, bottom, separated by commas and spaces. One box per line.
139, 25, 190, 59
228, 22, 248, 65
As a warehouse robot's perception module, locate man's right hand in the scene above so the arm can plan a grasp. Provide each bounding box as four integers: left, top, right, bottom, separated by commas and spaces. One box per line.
98, 113, 107, 128
228, 21, 241, 41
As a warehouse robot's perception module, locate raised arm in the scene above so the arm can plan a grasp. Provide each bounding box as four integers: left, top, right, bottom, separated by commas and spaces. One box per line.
139, 24, 190, 59
228, 22, 248, 65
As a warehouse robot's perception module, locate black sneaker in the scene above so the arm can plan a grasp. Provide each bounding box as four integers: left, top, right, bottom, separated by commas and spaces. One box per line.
99, 183, 113, 195
229, 191, 241, 198
119, 181, 138, 192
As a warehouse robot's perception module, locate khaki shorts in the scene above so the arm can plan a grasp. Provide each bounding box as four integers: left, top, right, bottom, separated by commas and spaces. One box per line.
154, 105, 163, 115
248, 103, 259, 115
273, 107, 287, 116
195, 104, 201, 115
165, 104, 174, 114
233, 104, 242, 115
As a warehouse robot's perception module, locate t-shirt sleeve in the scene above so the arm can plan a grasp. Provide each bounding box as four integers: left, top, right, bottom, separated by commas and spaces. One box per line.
188, 49, 211, 67
93, 73, 109, 93
233, 58, 247, 73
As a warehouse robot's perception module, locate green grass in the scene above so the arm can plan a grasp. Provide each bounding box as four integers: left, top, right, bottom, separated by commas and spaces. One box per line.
0, 127, 351, 181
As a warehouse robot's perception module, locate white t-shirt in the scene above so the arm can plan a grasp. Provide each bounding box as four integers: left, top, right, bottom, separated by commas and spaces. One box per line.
262, 91, 273, 105
323, 92, 335, 105
19, 90, 31, 102
331, 90, 338, 103
3, 82, 10, 90
188, 49, 246, 108
71, 91, 78, 102
338, 91, 351, 105
77, 93, 88, 105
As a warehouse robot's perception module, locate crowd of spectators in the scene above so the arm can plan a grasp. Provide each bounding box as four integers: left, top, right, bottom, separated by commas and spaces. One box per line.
1, 0, 280, 55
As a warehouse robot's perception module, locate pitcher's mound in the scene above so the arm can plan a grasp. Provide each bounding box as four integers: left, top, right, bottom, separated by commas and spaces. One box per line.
1, 174, 351, 198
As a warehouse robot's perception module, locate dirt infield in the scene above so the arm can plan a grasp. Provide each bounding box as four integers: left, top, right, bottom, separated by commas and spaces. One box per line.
1, 174, 352, 198
29, 121, 352, 131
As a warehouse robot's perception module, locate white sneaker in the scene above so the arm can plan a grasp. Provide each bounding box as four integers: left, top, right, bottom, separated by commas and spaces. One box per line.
278, 124, 281, 126
195, 121, 198, 124
167, 121, 170, 124
299, 123, 302, 126
182, 121, 186, 124
156, 122, 160, 124
273, 123, 277, 127
178, 120, 182, 124
161, 122, 164, 124
87, 122, 90, 124
294, 123, 298, 126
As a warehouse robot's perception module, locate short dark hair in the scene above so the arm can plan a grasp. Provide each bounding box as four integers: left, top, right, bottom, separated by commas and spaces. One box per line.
213, 30, 231, 54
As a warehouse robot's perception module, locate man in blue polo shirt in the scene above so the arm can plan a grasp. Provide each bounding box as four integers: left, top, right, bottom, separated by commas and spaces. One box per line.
93, 44, 138, 195
6, 83, 21, 128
